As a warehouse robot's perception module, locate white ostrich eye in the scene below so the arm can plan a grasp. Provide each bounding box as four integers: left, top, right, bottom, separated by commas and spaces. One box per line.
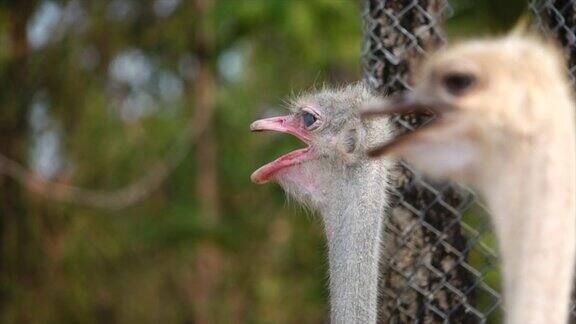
442, 72, 477, 96
301, 109, 321, 130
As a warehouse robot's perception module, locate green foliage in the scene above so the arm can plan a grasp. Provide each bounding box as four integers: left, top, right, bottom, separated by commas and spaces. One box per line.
447, 0, 527, 37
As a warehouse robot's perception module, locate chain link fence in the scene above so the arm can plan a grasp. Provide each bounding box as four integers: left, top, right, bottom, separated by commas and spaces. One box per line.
531, 0, 576, 84
363, 0, 576, 322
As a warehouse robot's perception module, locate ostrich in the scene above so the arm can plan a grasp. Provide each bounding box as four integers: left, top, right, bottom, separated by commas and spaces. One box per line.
250, 84, 393, 323
364, 35, 576, 324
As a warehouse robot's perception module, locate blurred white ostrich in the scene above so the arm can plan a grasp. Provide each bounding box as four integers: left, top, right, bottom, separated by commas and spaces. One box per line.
365, 35, 576, 324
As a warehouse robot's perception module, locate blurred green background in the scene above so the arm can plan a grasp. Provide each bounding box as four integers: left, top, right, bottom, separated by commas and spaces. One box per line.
0, 0, 526, 323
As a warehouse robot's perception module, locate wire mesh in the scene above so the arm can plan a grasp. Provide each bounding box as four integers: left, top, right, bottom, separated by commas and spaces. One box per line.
362, 1, 503, 322
531, 0, 576, 85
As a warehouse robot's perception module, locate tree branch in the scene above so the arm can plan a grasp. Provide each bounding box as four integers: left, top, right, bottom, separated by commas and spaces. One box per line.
0, 103, 213, 210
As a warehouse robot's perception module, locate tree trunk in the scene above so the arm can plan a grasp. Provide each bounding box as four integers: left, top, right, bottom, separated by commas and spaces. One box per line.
0, 1, 37, 321
189, 1, 222, 323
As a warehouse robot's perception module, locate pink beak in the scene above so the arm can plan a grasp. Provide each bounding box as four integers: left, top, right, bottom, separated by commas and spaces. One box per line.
250, 114, 317, 184
250, 115, 311, 143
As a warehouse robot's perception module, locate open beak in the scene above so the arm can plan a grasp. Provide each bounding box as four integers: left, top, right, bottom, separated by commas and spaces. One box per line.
361, 92, 454, 157
250, 115, 317, 184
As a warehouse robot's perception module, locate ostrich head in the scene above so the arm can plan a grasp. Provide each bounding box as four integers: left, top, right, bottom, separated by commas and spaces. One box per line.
364, 36, 572, 187
251, 83, 391, 209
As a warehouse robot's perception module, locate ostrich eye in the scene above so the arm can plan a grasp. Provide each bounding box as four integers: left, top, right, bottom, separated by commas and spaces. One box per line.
302, 111, 318, 129
442, 72, 476, 96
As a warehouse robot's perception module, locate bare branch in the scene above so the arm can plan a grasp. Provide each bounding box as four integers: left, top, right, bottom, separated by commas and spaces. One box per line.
0, 104, 213, 210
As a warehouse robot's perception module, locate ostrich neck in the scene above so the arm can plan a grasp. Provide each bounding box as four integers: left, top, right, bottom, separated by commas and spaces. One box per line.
320, 160, 389, 324
481, 124, 576, 324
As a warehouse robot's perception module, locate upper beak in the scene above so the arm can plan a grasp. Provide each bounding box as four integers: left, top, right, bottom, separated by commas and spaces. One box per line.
361, 92, 454, 157
250, 115, 311, 143
361, 92, 452, 118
